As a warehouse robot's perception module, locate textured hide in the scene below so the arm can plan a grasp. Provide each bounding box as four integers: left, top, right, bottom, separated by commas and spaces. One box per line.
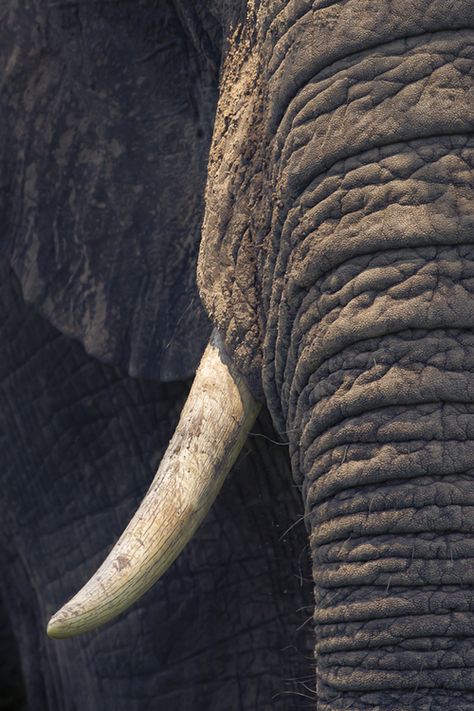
0, 0, 220, 380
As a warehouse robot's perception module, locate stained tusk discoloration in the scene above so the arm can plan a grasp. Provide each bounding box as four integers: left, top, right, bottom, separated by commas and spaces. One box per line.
47, 331, 260, 638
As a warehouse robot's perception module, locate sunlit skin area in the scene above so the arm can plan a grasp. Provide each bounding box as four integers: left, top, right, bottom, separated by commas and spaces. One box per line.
1, 2, 473, 709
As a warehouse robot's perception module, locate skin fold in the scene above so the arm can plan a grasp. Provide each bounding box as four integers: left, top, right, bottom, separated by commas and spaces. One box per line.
1, 1, 473, 709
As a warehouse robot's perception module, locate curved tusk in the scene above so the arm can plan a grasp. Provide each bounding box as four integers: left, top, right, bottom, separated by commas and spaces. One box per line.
47, 331, 260, 638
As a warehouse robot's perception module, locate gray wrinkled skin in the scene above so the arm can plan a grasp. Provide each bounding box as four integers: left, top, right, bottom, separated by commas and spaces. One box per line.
1, 0, 474, 709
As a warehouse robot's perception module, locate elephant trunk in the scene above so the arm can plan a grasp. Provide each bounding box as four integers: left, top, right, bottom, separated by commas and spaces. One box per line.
253, 9, 474, 707
299, 337, 474, 708
277, 148, 474, 707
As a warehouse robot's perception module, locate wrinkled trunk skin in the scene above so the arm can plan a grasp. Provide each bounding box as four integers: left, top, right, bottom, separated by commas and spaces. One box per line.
264, 9, 474, 710
200, 2, 474, 708
282, 207, 474, 709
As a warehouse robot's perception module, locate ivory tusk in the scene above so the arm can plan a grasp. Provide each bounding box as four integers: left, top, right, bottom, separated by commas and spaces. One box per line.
47, 331, 260, 638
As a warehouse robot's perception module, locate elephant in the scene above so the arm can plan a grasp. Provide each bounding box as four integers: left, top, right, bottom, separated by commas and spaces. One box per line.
1, 1, 473, 709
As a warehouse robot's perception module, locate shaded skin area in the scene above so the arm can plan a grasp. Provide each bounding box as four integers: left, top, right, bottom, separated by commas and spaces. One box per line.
0, 261, 313, 710
1, 0, 219, 380
0, 601, 25, 710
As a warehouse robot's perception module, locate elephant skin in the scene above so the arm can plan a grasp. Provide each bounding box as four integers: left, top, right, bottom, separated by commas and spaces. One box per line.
1, 1, 474, 710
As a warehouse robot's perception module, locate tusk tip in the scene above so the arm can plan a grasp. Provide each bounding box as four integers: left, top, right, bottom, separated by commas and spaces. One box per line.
47, 607, 84, 639
47, 612, 70, 639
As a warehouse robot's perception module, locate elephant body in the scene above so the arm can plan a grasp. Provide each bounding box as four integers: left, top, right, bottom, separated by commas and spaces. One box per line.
1, 1, 473, 709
